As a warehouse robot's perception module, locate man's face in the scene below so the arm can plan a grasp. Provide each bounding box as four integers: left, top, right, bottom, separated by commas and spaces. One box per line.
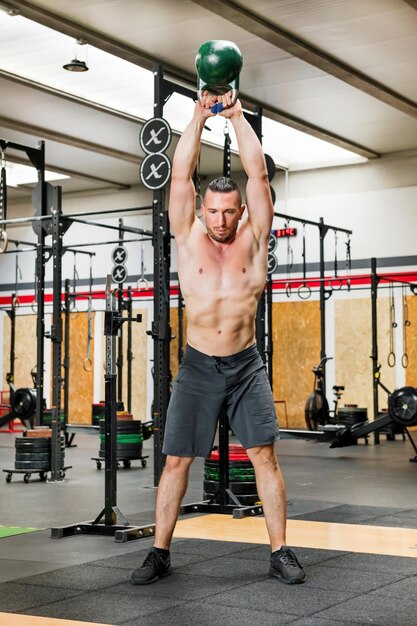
202, 190, 245, 244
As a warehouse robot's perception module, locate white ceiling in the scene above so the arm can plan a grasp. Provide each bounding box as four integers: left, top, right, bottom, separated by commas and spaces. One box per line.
0, 0, 416, 200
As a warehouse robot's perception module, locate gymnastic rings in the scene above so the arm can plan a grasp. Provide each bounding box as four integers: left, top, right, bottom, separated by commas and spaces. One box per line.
387, 351, 396, 368
402, 353, 409, 369
136, 244, 149, 291
136, 277, 149, 291
330, 278, 343, 291
83, 357, 93, 372
0, 229, 8, 254
285, 282, 292, 298
69, 301, 79, 319
298, 284, 312, 300
11, 294, 20, 309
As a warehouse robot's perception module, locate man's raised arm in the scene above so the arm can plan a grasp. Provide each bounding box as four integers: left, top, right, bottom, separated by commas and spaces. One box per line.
220, 95, 273, 240
168, 94, 217, 243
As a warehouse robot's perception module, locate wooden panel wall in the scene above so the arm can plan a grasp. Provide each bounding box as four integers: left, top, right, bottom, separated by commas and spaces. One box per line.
121, 308, 148, 421
335, 297, 398, 417
170, 306, 187, 381
272, 300, 321, 429
64, 311, 94, 425
2, 313, 38, 389
405, 295, 417, 387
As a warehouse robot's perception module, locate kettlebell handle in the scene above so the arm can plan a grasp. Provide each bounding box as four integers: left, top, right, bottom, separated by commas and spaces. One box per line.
197, 87, 239, 114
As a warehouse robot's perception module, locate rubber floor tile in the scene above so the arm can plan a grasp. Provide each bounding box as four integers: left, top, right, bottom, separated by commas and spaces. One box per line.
110, 573, 253, 601
0, 581, 83, 613
318, 552, 417, 575
21, 589, 180, 625
314, 592, 417, 625
119, 600, 297, 626
200, 578, 358, 616
305, 563, 406, 593
17, 564, 130, 591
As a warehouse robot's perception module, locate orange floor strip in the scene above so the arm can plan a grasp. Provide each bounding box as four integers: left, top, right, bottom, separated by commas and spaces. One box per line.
174, 515, 417, 558
0, 614, 111, 626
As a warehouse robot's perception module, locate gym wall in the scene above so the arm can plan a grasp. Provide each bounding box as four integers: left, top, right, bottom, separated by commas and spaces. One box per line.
1, 151, 417, 430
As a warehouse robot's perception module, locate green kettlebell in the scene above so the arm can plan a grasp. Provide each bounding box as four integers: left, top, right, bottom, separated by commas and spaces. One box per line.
195, 40, 243, 112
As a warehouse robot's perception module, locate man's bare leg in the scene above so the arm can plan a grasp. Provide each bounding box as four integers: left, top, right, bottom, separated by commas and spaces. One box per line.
246, 444, 286, 550
131, 455, 194, 585
246, 443, 305, 583
154, 455, 194, 549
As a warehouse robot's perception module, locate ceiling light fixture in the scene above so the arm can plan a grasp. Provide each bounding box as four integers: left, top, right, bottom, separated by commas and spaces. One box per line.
63, 58, 88, 72
63, 38, 89, 72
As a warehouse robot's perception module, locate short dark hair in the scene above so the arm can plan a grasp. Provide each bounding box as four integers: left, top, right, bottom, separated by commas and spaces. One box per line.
206, 177, 242, 204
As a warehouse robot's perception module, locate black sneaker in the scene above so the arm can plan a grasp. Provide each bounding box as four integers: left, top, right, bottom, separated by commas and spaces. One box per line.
269, 546, 305, 584
131, 548, 172, 585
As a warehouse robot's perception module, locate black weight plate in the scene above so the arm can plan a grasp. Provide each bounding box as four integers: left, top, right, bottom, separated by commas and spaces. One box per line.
99, 421, 142, 431
203, 480, 258, 495
116, 422, 142, 430
389, 386, 417, 426
15, 444, 51, 452
15, 437, 51, 445
203, 492, 259, 506
15, 452, 52, 461
98, 451, 142, 461
99, 444, 143, 452
98, 451, 143, 458
15, 440, 51, 448
15, 460, 51, 470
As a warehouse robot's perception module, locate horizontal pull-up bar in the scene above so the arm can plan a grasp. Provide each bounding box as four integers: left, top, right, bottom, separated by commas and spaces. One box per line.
72, 206, 153, 218
274, 211, 352, 235
64, 237, 152, 250
67, 217, 152, 236
0, 213, 153, 237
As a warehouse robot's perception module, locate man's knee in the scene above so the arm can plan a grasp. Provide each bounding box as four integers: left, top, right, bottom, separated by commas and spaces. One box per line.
246, 444, 278, 470
164, 455, 194, 473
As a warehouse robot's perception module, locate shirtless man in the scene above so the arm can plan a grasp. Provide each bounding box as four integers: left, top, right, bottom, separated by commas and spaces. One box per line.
131, 92, 305, 586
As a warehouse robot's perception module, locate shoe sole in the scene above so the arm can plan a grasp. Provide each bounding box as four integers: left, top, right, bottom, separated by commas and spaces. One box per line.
268, 569, 305, 584
131, 568, 172, 585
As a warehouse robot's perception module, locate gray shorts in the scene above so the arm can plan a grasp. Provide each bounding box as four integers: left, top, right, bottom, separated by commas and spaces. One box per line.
162, 344, 280, 458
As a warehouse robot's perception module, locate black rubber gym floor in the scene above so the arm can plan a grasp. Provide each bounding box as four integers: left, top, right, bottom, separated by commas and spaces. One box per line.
1, 534, 417, 625
1, 434, 417, 624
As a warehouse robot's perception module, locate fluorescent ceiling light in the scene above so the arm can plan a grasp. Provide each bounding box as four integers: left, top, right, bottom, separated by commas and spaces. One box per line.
0, 12, 367, 171
5, 162, 69, 187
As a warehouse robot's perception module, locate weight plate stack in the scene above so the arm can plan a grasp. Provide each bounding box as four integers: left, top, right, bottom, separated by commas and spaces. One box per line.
336, 407, 368, 426
98, 420, 144, 458
203, 444, 258, 500
91, 403, 105, 426
14, 436, 65, 470
40, 410, 65, 426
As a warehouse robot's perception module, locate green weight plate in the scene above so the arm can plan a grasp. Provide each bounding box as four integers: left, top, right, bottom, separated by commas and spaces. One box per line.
204, 471, 256, 482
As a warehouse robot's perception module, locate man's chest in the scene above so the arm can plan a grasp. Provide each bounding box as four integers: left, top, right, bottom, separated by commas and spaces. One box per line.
178, 236, 264, 291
